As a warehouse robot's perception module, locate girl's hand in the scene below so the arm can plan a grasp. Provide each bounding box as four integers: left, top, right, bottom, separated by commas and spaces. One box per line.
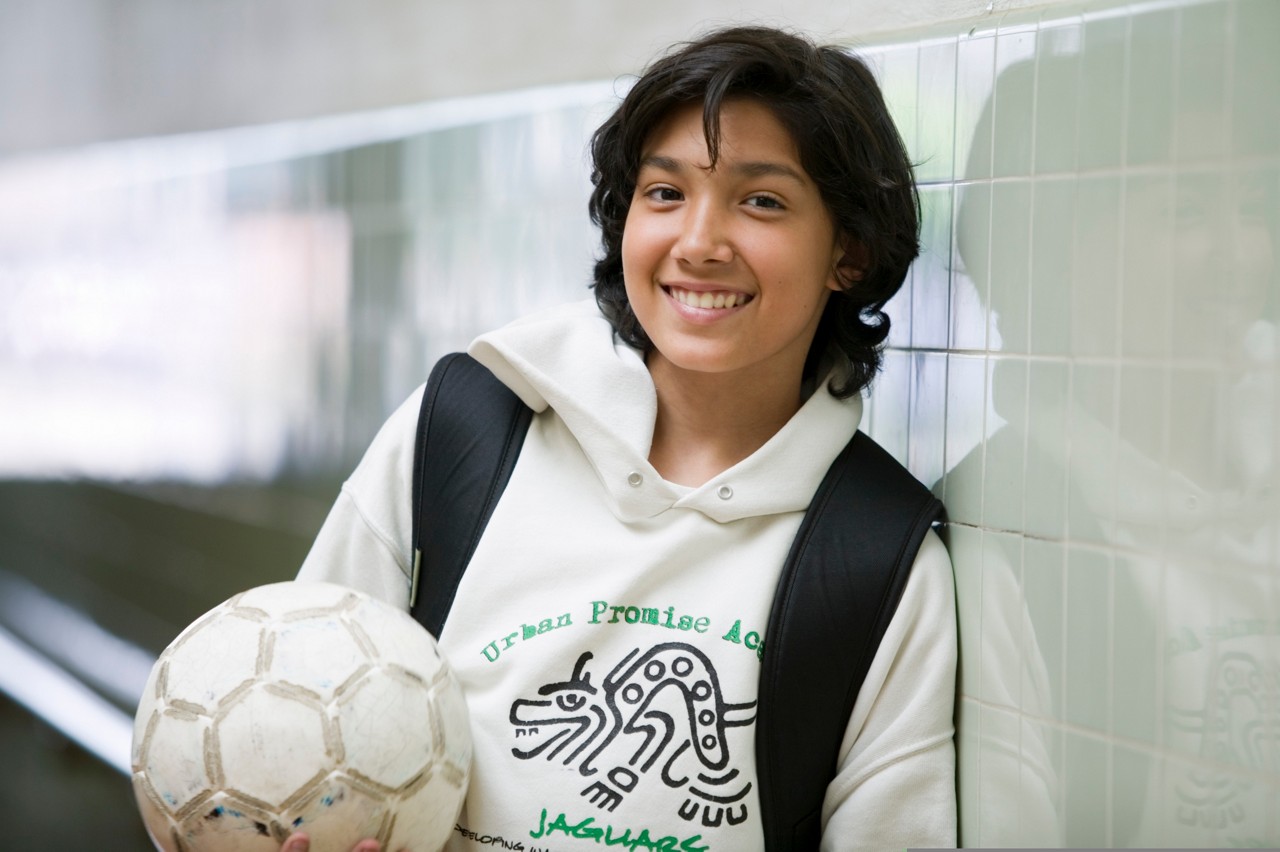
280, 833, 381, 852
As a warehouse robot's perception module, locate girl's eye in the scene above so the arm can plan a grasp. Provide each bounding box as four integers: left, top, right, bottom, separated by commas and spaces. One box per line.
646, 186, 682, 202
747, 195, 784, 210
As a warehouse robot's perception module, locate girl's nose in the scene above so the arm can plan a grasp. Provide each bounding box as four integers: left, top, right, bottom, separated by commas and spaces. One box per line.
673, 199, 734, 265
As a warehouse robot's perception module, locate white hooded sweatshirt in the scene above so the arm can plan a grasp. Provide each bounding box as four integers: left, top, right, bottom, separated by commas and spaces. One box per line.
298, 300, 957, 851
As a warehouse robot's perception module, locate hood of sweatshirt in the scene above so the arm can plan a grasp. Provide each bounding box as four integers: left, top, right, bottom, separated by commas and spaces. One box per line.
468, 299, 863, 524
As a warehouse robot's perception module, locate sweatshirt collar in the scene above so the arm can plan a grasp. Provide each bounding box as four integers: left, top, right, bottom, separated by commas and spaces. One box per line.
469, 300, 862, 524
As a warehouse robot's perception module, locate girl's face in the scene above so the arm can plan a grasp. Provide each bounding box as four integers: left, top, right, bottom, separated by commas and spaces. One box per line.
621, 99, 846, 394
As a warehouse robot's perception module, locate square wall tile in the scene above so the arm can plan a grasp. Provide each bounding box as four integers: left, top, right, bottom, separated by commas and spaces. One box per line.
1071, 175, 1123, 358
910, 350, 950, 490
884, 266, 913, 349
1111, 742, 1157, 847
871, 44, 921, 176
1165, 364, 1224, 505
912, 184, 954, 350
1116, 364, 1169, 547
942, 353, 989, 524
1112, 554, 1160, 743
916, 37, 959, 183
1175, 0, 1230, 164
1029, 177, 1075, 356
992, 26, 1037, 178
976, 703, 1029, 845
868, 349, 911, 465
984, 357, 1028, 532
989, 179, 1032, 353
1062, 730, 1109, 847
955, 32, 997, 181
1126, 7, 1177, 166
1023, 359, 1070, 540
979, 529, 1025, 707
1034, 17, 1082, 175
1233, 0, 1280, 160
1066, 363, 1118, 545
1076, 13, 1127, 172
1120, 174, 1175, 359
1019, 714, 1065, 845
951, 181, 990, 351
1166, 166, 1276, 363
1064, 544, 1112, 732
1022, 536, 1064, 719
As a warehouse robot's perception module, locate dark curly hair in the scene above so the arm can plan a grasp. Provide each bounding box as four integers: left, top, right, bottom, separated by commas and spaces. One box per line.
588, 26, 920, 398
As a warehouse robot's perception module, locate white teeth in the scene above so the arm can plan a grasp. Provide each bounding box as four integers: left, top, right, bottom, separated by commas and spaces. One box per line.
670, 287, 747, 310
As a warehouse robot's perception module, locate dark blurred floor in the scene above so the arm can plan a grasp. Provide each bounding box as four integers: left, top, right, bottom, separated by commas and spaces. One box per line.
0, 476, 341, 848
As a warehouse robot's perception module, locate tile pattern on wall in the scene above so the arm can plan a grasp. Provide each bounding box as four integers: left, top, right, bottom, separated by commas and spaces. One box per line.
862, 0, 1279, 845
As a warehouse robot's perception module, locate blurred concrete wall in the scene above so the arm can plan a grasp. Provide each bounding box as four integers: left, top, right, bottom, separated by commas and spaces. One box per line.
1, 0, 1075, 155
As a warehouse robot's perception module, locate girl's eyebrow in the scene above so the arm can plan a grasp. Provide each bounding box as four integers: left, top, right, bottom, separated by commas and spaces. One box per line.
638, 154, 806, 186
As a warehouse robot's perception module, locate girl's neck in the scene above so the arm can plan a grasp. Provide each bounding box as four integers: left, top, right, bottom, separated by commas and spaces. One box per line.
645, 352, 805, 487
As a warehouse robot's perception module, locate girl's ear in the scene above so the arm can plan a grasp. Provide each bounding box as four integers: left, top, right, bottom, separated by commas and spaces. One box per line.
829, 240, 870, 291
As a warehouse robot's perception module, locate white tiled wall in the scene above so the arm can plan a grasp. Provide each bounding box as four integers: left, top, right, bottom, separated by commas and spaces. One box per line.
1, 0, 1276, 845
861, 0, 1279, 845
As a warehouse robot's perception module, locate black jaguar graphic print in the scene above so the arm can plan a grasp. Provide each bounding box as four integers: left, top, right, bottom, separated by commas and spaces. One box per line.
509, 643, 758, 828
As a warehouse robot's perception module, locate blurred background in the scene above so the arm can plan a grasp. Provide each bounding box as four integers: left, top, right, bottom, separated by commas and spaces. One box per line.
1, 0, 1277, 848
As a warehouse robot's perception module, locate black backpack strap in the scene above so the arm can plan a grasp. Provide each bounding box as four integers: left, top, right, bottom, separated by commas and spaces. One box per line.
756, 430, 943, 850
408, 353, 533, 638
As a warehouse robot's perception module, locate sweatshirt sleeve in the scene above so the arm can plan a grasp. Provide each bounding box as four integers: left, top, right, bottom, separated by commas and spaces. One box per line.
820, 529, 958, 850
295, 385, 425, 612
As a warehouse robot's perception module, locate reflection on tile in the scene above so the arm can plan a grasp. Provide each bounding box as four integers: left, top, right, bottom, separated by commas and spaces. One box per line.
984, 357, 1028, 532
1111, 554, 1159, 744
1023, 360, 1070, 540
992, 27, 1036, 178
1126, 8, 1177, 166
1029, 177, 1075, 356
1033, 17, 1081, 175
978, 529, 1024, 707
952, 182, 990, 351
1021, 537, 1064, 716
865, 0, 1279, 845
1121, 173, 1174, 358
1071, 176, 1122, 358
1064, 545, 1112, 732
1176, 1, 1230, 164
1233, 0, 1280, 160
1077, 14, 1126, 172
1062, 731, 1108, 847
1067, 363, 1118, 546
989, 180, 1032, 352
943, 354, 988, 525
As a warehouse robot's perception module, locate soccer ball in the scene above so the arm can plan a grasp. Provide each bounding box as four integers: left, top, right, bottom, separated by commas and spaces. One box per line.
131, 580, 471, 852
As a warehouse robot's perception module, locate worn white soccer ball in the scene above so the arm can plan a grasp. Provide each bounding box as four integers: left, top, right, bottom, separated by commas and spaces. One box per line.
131, 580, 471, 852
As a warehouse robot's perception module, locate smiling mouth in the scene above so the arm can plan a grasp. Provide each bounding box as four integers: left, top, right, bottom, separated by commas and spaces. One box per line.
665, 286, 754, 310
